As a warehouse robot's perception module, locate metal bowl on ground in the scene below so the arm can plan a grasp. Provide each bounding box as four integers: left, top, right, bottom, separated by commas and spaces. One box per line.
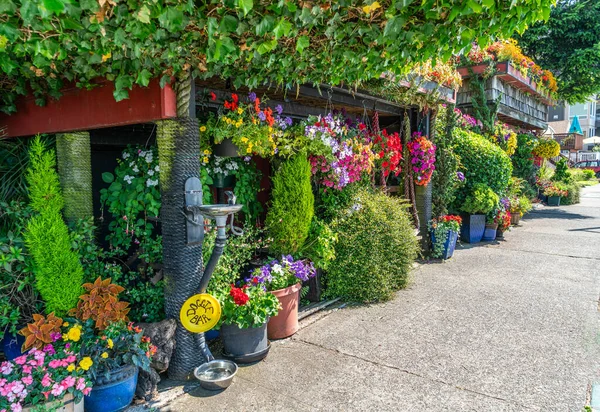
194, 360, 238, 391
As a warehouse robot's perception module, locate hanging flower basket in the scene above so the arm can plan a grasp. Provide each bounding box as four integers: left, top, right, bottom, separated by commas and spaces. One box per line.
212, 138, 241, 157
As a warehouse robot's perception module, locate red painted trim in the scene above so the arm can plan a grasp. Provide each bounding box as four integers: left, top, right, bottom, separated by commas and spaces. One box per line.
0, 78, 177, 138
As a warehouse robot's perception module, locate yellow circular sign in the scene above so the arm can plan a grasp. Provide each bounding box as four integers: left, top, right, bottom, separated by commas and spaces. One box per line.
179, 293, 221, 333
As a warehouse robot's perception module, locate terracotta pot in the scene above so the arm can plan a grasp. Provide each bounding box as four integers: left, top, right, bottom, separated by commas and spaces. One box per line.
268, 283, 302, 340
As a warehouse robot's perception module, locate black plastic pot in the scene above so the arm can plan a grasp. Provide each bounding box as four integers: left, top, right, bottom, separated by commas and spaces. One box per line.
220, 322, 269, 363
213, 138, 240, 157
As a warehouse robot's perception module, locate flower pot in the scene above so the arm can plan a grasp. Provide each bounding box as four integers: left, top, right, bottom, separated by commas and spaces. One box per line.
268, 283, 302, 340
547, 195, 561, 206
220, 322, 269, 363
213, 138, 240, 157
510, 213, 521, 225
84, 365, 139, 412
211, 173, 236, 189
496, 228, 505, 239
1, 332, 25, 360
482, 223, 498, 241
459, 214, 486, 243
204, 329, 220, 341
430, 230, 458, 260
24, 393, 83, 412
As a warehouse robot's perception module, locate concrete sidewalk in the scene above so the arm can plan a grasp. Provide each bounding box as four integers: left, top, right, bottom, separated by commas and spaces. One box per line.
165, 185, 600, 412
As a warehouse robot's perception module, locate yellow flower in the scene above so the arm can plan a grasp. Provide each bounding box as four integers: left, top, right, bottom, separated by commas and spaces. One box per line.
101, 52, 111, 62
241, 137, 248, 143
252, 118, 257, 125
67, 326, 81, 342
203, 149, 210, 155
79, 357, 93, 371
107, 339, 114, 349
62, 334, 68, 341
101, 352, 109, 359
63, 322, 69, 327
67, 364, 75, 372
237, 108, 243, 115
202, 156, 209, 163
235, 122, 242, 128
246, 147, 252, 153
225, 118, 231, 124
199, 126, 207, 132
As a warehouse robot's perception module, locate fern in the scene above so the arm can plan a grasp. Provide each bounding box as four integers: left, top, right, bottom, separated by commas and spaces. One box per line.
266, 154, 314, 255
24, 137, 83, 316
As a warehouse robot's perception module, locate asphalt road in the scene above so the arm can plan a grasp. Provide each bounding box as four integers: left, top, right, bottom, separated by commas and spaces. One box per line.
166, 185, 600, 412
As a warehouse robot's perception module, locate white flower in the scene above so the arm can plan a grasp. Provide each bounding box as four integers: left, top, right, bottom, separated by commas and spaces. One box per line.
132, 166, 139, 173
139, 150, 146, 157
124, 175, 134, 184
145, 154, 153, 164
122, 152, 130, 159
146, 178, 158, 187
154, 165, 160, 172
147, 170, 154, 176
272, 264, 284, 275
129, 162, 135, 167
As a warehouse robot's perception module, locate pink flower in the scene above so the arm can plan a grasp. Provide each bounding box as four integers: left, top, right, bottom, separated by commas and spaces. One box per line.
10, 381, 24, 396
42, 391, 51, 400
65, 343, 71, 349
50, 383, 64, 397
21, 366, 31, 375
76, 378, 86, 391
82, 387, 92, 396
21, 376, 33, 386
41, 373, 52, 387
43, 344, 56, 355
10, 403, 21, 412
65, 355, 76, 363
48, 359, 62, 369
61, 376, 76, 388
0, 362, 13, 375
13, 356, 26, 366
50, 332, 62, 342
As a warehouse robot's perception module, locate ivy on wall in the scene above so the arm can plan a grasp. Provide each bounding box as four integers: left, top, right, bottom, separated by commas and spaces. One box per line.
0, 0, 553, 114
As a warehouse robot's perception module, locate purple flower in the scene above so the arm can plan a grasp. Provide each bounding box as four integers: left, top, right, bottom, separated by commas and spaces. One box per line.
284, 117, 293, 126
50, 332, 62, 342
43, 344, 56, 355
244, 156, 251, 162
456, 171, 465, 182
275, 104, 283, 115
258, 111, 266, 121
248, 92, 257, 102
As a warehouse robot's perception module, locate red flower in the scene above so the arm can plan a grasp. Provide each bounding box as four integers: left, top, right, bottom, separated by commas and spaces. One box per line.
358, 123, 366, 131
252, 277, 258, 285
210, 92, 217, 101
231, 93, 239, 103
230, 286, 249, 306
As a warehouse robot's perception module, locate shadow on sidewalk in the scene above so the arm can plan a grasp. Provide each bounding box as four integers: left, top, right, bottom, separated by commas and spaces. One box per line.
524, 209, 594, 220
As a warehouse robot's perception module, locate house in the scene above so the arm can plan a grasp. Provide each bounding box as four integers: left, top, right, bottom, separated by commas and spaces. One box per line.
547, 96, 598, 138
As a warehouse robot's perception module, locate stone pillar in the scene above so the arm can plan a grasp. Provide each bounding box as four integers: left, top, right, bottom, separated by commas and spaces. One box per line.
55, 131, 93, 224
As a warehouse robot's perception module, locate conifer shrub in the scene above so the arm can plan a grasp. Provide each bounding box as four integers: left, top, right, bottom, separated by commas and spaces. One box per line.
326, 189, 418, 302
453, 129, 512, 206
266, 154, 314, 255
24, 137, 83, 316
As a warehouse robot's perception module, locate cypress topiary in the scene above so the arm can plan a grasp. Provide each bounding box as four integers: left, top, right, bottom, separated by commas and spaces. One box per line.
24, 137, 83, 316
266, 154, 314, 255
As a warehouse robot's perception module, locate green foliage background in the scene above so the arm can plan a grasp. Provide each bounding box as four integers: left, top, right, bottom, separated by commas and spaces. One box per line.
326, 189, 418, 303
266, 154, 314, 255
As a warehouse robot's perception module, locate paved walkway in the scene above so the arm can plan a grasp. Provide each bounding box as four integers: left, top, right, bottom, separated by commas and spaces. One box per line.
167, 185, 600, 412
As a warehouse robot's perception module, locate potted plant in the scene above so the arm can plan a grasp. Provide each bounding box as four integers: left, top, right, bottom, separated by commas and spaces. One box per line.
482, 214, 498, 241
428, 215, 462, 260
66, 278, 155, 412
216, 284, 280, 363
509, 195, 533, 224
496, 210, 511, 239
205, 156, 238, 188
544, 185, 568, 206
1, 313, 93, 412
249, 256, 316, 340
459, 183, 498, 243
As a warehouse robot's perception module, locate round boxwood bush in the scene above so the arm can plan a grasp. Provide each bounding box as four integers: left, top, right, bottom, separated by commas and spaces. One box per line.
461, 183, 498, 214
325, 189, 418, 303
453, 129, 512, 205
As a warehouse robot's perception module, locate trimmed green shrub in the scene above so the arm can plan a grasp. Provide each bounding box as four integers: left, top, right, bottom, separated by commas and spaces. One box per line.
299, 218, 337, 270
432, 104, 460, 216
266, 154, 314, 255
24, 137, 83, 316
583, 169, 596, 180
326, 189, 418, 302
453, 129, 512, 206
512, 133, 537, 182
558, 181, 581, 205
552, 158, 572, 183
461, 183, 498, 215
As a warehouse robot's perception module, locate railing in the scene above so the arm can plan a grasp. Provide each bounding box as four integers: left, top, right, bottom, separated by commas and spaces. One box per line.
578, 152, 600, 162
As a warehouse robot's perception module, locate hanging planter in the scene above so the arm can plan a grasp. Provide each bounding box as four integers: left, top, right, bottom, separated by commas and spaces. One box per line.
211, 173, 236, 188
212, 138, 241, 157
268, 283, 302, 340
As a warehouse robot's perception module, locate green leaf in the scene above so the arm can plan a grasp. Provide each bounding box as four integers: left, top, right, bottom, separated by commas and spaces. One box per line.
219, 15, 238, 33
296, 36, 309, 53
41, 0, 64, 15
238, 0, 253, 16
273, 18, 292, 39
19, 0, 38, 23
467, 0, 482, 13
61, 18, 83, 30
482, 0, 494, 8
102, 173, 114, 183
136, 69, 152, 87
136, 5, 151, 24
383, 16, 405, 39
256, 39, 277, 55
158, 7, 184, 31
0, 0, 17, 15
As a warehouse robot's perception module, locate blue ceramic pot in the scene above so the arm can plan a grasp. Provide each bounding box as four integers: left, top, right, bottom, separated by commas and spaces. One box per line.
1, 333, 25, 360
460, 214, 486, 243
431, 230, 458, 260
482, 224, 497, 241
84, 365, 138, 412
204, 329, 220, 341
547, 196, 561, 206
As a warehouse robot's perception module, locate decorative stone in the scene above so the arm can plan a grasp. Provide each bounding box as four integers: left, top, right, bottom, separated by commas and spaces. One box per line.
135, 367, 160, 401
137, 319, 177, 372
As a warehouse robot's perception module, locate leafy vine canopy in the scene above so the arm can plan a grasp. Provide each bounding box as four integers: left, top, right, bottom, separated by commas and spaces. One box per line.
0, 0, 554, 114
